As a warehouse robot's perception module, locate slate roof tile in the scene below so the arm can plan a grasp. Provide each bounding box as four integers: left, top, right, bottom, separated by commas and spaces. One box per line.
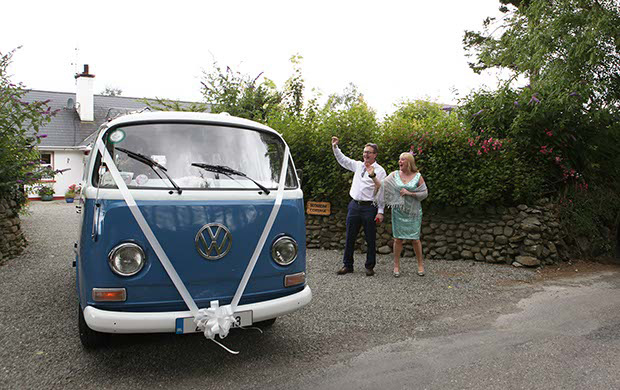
22, 90, 200, 148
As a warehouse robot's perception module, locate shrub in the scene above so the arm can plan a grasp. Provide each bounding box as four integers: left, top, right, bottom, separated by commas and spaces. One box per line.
37, 185, 54, 197
65, 184, 81, 198
558, 185, 620, 257
0, 48, 58, 207
270, 87, 381, 209
380, 101, 521, 207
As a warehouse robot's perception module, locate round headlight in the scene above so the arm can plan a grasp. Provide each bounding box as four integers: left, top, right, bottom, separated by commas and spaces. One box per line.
108, 243, 145, 276
271, 236, 298, 266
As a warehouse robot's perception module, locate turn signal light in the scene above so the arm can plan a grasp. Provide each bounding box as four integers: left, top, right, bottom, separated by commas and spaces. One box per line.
284, 272, 305, 287
92, 288, 127, 302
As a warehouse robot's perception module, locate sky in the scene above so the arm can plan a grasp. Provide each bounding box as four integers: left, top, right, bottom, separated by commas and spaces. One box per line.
2, 0, 507, 117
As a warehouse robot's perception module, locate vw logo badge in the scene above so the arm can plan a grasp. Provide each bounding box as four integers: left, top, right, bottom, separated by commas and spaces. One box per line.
195, 223, 232, 260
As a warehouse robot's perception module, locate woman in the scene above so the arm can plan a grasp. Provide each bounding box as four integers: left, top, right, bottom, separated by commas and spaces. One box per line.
367, 153, 428, 277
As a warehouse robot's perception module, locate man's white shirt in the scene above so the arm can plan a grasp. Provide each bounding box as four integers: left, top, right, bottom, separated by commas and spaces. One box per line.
333, 145, 387, 213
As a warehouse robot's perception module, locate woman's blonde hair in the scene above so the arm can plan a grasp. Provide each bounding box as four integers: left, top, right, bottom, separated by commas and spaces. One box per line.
400, 152, 418, 173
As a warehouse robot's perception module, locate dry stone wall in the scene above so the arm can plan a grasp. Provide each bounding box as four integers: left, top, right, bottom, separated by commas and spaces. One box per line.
0, 197, 27, 264
306, 198, 565, 267
1, 195, 565, 267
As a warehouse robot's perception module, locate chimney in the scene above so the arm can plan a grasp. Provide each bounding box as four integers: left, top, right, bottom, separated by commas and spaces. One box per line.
75, 64, 95, 122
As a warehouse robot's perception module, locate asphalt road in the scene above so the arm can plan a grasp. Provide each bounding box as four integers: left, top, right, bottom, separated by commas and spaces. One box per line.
287, 272, 620, 390
1, 201, 619, 390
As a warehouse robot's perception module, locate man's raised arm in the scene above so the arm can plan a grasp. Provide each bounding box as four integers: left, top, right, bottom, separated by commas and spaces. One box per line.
331, 136, 357, 172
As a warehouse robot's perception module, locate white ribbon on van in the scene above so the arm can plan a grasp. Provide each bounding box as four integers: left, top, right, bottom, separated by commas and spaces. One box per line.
95, 139, 199, 314
95, 137, 289, 353
193, 145, 289, 342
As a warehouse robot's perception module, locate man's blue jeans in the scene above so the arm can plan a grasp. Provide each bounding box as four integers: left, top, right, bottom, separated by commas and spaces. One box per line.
342, 200, 377, 270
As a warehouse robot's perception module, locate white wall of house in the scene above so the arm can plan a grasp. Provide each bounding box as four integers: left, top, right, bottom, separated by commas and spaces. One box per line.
53, 150, 87, 196
29, 149, 87, 198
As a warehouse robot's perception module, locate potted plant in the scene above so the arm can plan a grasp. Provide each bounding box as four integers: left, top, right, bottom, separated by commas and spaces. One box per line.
65, 184, 80, 203
37, 185, 55, 201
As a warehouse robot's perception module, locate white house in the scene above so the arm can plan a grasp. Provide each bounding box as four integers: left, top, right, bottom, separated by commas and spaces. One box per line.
23, 65, 200, 199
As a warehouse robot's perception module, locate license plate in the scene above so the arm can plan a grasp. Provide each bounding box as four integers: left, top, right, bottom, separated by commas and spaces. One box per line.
175, 311, 252, 334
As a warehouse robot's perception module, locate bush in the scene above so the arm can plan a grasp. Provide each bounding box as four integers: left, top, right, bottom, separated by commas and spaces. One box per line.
65, 184, 81, 198
271, 94, 380, 208
0, 48, 58, 207
459, 0, 620, 256
37, 185, 54, 197
380, 101, 523, 207
145, 53, 619, 259
558, 185, 620, 257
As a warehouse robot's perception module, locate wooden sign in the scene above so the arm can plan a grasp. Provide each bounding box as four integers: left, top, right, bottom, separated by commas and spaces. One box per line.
306, 201, 331, 216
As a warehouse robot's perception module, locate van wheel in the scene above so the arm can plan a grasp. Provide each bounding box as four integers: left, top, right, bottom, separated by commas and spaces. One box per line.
78, 305, 109, 349
255, 318, 277, 328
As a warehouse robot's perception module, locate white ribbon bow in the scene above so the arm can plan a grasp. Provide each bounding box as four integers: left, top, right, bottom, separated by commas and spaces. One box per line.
194, 301, 237, 340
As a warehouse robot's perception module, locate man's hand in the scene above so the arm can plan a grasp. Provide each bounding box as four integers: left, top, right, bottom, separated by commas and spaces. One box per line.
366, 164, 375, 176
331, 136, 339, 146
375, 213, 384, 224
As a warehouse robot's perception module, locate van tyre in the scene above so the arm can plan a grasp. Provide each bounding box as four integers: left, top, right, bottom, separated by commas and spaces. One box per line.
78, 304, 109, 349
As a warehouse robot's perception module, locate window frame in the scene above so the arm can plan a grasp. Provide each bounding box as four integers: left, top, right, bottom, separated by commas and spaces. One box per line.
91, 122, 299, 191
39, 151, 55, 182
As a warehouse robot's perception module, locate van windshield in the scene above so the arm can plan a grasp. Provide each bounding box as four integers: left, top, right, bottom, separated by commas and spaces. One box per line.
95, 123, 297, 190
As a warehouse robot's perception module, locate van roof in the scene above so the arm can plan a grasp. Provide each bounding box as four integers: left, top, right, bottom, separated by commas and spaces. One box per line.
105, 111, 278, 135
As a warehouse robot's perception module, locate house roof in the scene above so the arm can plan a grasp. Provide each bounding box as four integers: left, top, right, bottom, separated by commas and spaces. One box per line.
22, 90, 202, 148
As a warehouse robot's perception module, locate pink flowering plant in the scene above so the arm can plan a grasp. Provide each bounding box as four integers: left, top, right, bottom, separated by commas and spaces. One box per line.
379, 101, 518, 207
458, 81, 615, 199
65, 184, 81, 198
458, 82, 619, 256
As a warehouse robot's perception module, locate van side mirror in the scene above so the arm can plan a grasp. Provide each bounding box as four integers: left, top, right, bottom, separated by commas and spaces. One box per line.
296, 169, 303, 184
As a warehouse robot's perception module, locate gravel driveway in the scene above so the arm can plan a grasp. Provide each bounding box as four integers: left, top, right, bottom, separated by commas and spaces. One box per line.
1, 201, 540, 390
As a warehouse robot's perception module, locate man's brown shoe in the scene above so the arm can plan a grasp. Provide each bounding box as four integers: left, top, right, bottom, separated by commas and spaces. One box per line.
365, 268, 375, 276
336, 267, 353, 275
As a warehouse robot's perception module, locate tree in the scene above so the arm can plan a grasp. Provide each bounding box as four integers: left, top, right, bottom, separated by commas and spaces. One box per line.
282, 54, 305, 117
462, 0, 620, 187
100, 86, 123, 96
143, 98, 209, 113
0, 48, 58, 206
462, 0, 620, 255
200, 62, 282, 123
464, 0, 620, 110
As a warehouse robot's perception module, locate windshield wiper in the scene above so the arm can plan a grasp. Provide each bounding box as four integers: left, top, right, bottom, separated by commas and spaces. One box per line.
191, 163, 270, 195
115, 147, 182, 194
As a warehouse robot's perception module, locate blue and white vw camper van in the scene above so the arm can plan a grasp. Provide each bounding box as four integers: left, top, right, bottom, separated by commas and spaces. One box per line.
76, 111, 311, 348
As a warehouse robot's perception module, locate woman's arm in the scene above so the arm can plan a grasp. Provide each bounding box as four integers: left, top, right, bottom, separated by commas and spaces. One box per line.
412, 175, 428, 200
400, 175, 427, 198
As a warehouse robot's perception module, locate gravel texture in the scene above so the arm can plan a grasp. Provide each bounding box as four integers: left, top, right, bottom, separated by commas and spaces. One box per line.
0, 200, 540, 390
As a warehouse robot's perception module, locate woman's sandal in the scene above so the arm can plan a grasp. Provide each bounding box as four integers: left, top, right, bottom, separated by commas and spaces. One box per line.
417, 270, 425, 277
393, 270, 400, 278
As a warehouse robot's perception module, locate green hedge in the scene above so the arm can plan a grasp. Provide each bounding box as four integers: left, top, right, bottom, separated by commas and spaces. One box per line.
269, 100, 380, 208
271, 100, 544, 209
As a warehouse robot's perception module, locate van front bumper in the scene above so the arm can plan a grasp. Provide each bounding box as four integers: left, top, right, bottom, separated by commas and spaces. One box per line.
83, 285, 312, 334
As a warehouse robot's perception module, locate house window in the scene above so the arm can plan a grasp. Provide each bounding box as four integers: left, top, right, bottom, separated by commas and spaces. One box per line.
40, 152, 52, 167
40, 152, 55, 181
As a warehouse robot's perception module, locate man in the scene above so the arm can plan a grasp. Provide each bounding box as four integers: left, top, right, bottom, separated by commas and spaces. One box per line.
331, 136, 387, 276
